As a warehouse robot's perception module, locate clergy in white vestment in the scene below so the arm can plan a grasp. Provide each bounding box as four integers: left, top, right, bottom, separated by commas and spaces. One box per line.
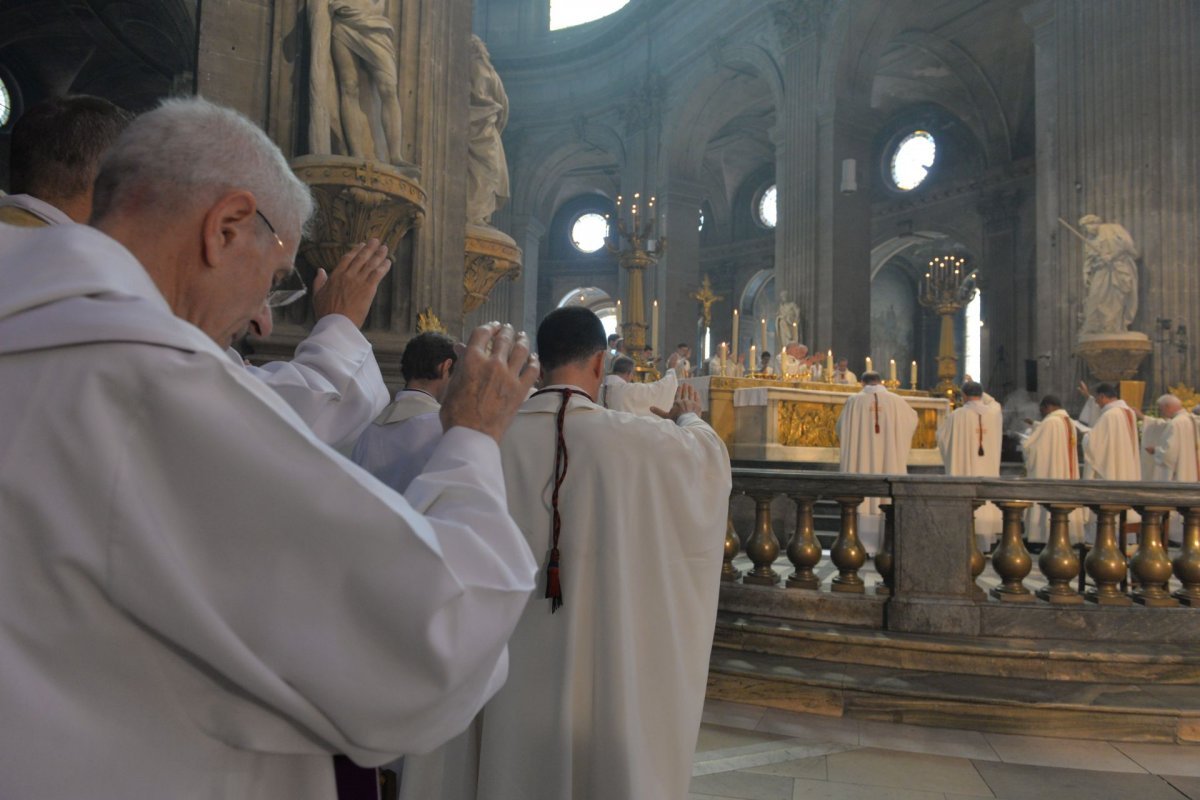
353, 331, 459, 492
601, 333, 623, 374
1020, 395, 1087, 544
937, 381, 1004, 548
0, 97, 543, 800
401, 307, 730, 800
1141, 394, 1200, 483
600, 354, 678, 415
666, 342, 692, 378
1081, 383, 1143, 537
836, 371, 919, 553
777, 342, 810, 378
832, 358, 858, 385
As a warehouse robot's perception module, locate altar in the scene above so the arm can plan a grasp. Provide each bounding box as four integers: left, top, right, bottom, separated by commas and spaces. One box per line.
683, 377, 949, 466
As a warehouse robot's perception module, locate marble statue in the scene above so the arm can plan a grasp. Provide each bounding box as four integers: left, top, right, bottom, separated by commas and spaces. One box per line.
466, 35, 510, 225
308, 0, 405, 165
1078, 214, 1139, 335
775, 289, 801, 347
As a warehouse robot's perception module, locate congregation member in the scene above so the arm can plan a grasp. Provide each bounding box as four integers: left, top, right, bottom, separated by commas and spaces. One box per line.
1020, 395, 1086, 545
666, 341, 692, 377
0, 94, 132, 226
600, 353, 677, 415
0, 96, 542, 799
402, 307, 730, 800
836, 371, 918, 554
831, 357, 857, 384
937, 381, 1003, 548
352, 331, 459, 492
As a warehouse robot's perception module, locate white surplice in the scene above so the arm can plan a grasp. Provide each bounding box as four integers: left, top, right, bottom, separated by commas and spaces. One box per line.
352, 389, 445, 492
1021, 409, 1086, 544
937, 398, 1004, 545
599, 369, 677, 416
0, 223, 536, 800
402, 388, 731, 800
1082, 398, 1143, 536
836, 384, 918, 553
1142, 411, 1200, 483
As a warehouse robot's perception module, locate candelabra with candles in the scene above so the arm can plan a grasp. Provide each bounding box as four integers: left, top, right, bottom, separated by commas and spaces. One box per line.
607, 193, 666, 377
918, 254, 978, 400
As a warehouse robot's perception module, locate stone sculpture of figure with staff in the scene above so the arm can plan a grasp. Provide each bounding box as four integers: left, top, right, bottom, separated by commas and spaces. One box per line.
1059, 214, 1140, 336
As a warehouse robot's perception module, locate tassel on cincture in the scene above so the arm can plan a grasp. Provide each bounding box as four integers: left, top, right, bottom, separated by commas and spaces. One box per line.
978, 446, 985, 457
545, 547, 563, 612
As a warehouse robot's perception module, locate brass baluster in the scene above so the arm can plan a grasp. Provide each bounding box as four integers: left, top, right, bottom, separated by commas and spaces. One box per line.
969, 500, 986, 600
786, 495, 821, 590
1130, 506, 1178, 607
743, 491, 781, 585
1173, 505, 1200, 606
874, 503, 895, 596
990, 501, 1034, 602
1036, 503, 1083, 604
1085, 504, 1133, 606
829, 496, 866, 593
722, 498, 742, 583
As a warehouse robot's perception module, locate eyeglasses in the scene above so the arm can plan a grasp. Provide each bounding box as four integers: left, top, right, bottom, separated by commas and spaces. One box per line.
254, 208, 307, 308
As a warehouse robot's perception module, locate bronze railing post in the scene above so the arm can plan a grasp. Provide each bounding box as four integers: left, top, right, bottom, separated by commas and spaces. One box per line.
829, 496, 867, 593
1174, 505, 1200, 606
1036, 503, 1083, 604
786, 495, 822, 590
722, 496, 742, 583
990, 501, 1034, 601
1130, 506, 1178, 607
743, 491, 781, 586
874, 503, 895, 596
1086, 504, 1132, 606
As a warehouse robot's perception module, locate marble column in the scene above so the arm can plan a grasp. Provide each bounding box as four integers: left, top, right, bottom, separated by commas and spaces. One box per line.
657, 182, 705, 358
979, 189, 1023, 393
1025, 0, 1200, 400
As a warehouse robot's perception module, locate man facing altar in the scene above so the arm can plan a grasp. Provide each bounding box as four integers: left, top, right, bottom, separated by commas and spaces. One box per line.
937, 381, 1003, 549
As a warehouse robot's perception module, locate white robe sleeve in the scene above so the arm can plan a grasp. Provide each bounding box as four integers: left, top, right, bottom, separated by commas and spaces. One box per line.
246, 314, 389, 451
105, 352, 536, 764
606, 371, 678, 415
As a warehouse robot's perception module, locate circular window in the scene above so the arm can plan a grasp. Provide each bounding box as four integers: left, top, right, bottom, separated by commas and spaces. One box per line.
0, 76, 11, 128
890, 130, 937, 191
756, 184, 777, 229
570, 212, 610, 253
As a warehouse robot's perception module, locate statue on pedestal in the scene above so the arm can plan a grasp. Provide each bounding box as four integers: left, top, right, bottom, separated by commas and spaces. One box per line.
466, 35, 510, 226
1077, 214, 1139, 336
775, 289, 801, 347
308, 0, 405, 165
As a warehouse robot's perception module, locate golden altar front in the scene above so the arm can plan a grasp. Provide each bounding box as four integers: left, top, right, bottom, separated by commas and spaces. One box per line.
684, 377, 949, 467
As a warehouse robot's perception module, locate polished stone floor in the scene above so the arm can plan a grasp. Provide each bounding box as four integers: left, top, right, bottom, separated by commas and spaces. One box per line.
693, 700, 1200, 800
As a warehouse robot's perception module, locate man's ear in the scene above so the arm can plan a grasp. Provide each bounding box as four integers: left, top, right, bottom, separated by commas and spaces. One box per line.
438, 358, 454, 380
589, 350, 605, 377
201, 190, 258, 270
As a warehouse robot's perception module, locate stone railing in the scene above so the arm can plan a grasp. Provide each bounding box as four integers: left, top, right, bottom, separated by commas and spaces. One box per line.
724, 467, 1200, 643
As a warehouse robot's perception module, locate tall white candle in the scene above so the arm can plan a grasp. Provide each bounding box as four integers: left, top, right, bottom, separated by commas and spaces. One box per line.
889, 358, 897, 382
792, 321, 799, 342
615, 299, 622, 328
750, 344, 757, 374
651, 299, 659, 355
732, 309, 739, 360
911, 360, 918, 388
865, 356, 873, 373
760, 318, 768, 351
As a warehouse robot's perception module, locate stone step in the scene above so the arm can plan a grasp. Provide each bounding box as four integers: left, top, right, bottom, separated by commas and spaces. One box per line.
707, 645, 1200, 744
714, 612, 1200, 684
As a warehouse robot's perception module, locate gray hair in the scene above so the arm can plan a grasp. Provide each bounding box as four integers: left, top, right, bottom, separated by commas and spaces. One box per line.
1157, 394, 1182, 409
91, 96, 313, 237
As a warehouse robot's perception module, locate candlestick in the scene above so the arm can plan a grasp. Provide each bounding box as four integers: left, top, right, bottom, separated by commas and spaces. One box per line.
889, 358, 897, 382
731, 309, 739, 360
792, 321, 799, 342
651, 299, 659, 356
615, 299, 622, 328
826, 349, 834, 377
865, 356, 873, 373
911, 360, 918, 388
750, 344, 757, 374
760, 318, 768, 352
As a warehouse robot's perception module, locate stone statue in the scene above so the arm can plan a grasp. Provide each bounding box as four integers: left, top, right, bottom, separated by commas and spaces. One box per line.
308, 0, 405, 165
775, 289, 801, 347
1078, 214, 1139, 335
466, 35, 510, 226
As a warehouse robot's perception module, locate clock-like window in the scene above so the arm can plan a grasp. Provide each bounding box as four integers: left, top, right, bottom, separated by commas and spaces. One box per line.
890, 130, 937, 191
570, 212, 609, 253
756, 184, 777, 229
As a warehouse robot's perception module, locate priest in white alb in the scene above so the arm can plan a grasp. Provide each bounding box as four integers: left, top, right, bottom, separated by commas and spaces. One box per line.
1020, 395, 1087, 545
836, 371, 918, 553
600, 354, 677, 415
1140, 393, 1199, 542
937, 381, 1003, 549
401, 307, 730, 800
1082, 382, 1142, 537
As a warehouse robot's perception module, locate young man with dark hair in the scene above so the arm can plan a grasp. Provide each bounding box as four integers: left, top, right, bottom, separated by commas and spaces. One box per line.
1, 94, 133, 226
353, 331, 459, 492
402, 305, 731, 800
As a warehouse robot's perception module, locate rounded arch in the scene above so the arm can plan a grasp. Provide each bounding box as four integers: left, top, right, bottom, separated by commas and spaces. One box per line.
557, 286, 619, 337
509, 120, 624, 223
818, 0, 916, 114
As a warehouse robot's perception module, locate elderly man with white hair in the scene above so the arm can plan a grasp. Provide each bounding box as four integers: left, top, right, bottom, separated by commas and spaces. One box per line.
0, 97, 541, 799
1142, 394, 1200, 483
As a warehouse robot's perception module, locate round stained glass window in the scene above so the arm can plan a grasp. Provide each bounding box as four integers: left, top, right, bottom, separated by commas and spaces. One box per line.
890, 130, 937, 191
0, 76, 11, 128
756, 184, 777, 229
570, 212, 609, 253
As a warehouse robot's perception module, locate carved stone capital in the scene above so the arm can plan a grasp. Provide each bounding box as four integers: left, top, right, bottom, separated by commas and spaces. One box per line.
464, 224, 523, 313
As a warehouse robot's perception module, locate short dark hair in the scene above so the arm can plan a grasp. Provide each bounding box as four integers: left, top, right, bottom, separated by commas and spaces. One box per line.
9, 95, 133, 202
861, 371, 882, 384
962, 381, 983, 398
612, 356, 635, 376
1040, 394, 1063, 409
537, 307, 606, 370
1094, 383, 1119, 399
677, 342, 688, 350
761, 351, 771, 360
607, 333, 620, 346
400, 332, 457, 383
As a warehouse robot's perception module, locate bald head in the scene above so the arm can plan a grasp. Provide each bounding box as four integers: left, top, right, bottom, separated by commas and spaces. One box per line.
861, 371, 882, 386
1157, 394, 1183, 417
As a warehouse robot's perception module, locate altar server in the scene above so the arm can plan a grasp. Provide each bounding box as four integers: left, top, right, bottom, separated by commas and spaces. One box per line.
937, 382, 1003, 547
402, 307, 730, 800
600, 354, 677, 415
352, 331, 458, 492
837, 371, 918, 553
1021, 395, 1086, 544
0, 97, 541, 799
832, 358, 858, 385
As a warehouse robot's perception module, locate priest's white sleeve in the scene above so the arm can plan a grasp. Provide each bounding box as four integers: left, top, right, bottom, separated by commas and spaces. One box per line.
247, 314, 389, 451
105, 352, 536, 765
607, 370, 677, 415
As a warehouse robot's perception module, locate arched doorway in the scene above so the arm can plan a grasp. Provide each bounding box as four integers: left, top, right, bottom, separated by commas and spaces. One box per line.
557, 287, 619, 339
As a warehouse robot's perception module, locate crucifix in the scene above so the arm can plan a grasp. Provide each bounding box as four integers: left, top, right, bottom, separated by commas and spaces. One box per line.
691, 275, 723, 328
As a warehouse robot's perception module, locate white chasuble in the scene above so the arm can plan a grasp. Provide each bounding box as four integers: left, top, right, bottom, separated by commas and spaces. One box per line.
1082, 399, 1143, 536
352, 389, 444, 493
836, 385, 918, 554
1022, 409, 1086, 544
937, 399, 1004, 545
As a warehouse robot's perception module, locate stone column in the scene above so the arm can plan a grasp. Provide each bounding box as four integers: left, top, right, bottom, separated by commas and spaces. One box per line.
979, 189, 1022, 393
657, 182, 705, 358
1025, 0, 1200, 400
508, 213, 546, 335
196, 0, 275, 121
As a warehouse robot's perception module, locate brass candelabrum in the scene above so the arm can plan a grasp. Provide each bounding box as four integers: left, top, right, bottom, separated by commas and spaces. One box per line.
918, 254, 977, 400
607, 192, 666, 373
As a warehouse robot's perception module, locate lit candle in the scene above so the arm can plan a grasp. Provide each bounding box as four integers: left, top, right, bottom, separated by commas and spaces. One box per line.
865, 356, 873, 373
749, 344, 757, 374
731, 309, 739, 360
719, 342, 728, 375
792, 321, 799, 342
615, 299, 622, 328
760, 318, 768, 351
911, 360, 918, 388
651, 299, 659, 356
826, 349, 834, 377
889, 358, 897, 383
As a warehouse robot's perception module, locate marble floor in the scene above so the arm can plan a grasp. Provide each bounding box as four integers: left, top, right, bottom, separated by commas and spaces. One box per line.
693, 700, 1200, 800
